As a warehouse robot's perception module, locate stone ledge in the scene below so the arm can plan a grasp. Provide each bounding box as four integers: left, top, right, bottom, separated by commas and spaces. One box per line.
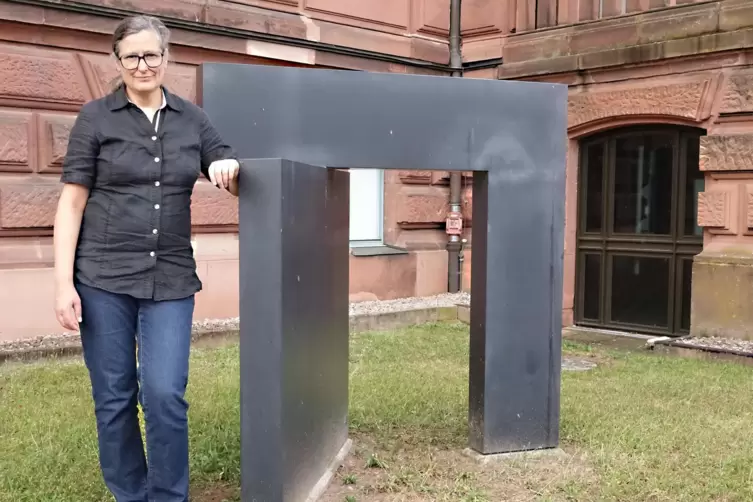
499, 28, 753, 80
693, 249, 753, 265
350, 244, 409, 257
562, 326, 655, 350
1, 0, 450, 70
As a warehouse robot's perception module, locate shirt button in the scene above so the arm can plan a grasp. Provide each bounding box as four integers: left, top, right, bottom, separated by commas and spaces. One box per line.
154, 157, 160, 163
154, 181, 160, 187
152, 136, 157, 141
154, 204, 160, 210
150, 251, 155, 257
152, 229, 158, 235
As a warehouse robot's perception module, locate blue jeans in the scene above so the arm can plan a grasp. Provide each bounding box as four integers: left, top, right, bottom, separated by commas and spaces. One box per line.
77, 283, 195, 502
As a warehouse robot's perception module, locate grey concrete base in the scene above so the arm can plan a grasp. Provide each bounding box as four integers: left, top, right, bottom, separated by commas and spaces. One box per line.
563, 326, 654, 350
305, 438, 353, 502
462, 447, 568, 465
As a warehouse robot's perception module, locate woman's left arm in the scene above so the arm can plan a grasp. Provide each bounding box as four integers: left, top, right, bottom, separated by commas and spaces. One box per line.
199, 111, 240, 196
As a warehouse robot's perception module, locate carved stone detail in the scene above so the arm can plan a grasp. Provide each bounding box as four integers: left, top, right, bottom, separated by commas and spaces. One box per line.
720, 72, 753, 114
394, 185, 473, 227
190, 184, 239, 226
398, 170, 432, 184
38, 114, 76, 173
700, 135, 753, 172
746, 185, 753, 230
0, 43, 89, 105
0, 110, 31, 173
396, 189, 448, 225
0, 183, 60, 229
78, 54, 119, 99
568, 81, 708, 128
697, 190, 729, 230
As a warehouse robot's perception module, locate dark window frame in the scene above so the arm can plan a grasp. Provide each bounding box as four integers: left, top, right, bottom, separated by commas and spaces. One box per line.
574, 125, 705, 336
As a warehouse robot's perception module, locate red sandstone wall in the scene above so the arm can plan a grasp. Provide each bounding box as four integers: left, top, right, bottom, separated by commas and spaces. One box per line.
0, 39, 256, 236
0, 0, 472, 340
2, 0, 745, 340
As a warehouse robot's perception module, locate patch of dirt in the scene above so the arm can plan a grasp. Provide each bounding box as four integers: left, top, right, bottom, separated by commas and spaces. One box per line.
320, 435, 598, 502
562, 355, 598, 372
189, 435, 597, 502
192, 484, 239, 502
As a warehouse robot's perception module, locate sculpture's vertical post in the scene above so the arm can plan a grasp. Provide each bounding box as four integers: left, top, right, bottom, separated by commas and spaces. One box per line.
468, 155, 565, 454
238, 159, 351, 501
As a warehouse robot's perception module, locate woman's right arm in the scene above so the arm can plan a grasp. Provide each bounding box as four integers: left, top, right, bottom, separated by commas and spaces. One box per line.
54, 104, 98, 331
53, 184, 89, 330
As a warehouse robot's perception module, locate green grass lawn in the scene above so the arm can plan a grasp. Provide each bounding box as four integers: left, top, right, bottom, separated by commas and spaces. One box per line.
2, 321, 753, 501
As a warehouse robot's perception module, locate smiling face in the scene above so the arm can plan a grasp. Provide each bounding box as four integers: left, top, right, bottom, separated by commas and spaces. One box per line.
115, 29, 167, 94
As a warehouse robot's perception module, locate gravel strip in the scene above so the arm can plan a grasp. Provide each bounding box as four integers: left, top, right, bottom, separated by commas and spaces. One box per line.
674, 336, 753, 355
0, 292, 472, 358
349, 292, 470, 316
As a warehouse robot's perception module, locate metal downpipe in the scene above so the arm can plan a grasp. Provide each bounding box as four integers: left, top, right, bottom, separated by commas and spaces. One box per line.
447, 0, 463, 293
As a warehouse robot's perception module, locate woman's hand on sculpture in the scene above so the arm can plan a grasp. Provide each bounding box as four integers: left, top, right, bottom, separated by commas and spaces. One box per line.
208, 159, 240, 196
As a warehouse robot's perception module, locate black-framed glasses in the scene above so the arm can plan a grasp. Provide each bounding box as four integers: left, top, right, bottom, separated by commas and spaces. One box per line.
119, 52, 164, 70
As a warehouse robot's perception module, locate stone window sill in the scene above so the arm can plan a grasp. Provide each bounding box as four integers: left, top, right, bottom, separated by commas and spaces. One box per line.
349, 244, 409, 257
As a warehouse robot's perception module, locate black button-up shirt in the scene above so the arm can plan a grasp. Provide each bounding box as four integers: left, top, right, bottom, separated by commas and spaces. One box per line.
61, 85, 236, 301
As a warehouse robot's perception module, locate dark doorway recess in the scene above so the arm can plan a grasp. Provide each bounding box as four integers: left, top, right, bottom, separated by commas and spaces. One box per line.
575, 126, 704, 336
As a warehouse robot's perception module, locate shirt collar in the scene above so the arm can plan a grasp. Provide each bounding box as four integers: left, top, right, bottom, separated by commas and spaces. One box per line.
107, 85, 184, 113
130, 90, 167, 111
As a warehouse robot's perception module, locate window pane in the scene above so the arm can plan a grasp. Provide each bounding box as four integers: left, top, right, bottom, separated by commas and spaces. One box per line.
613, 134, 674, 235
680, 258, 693, 331
582, 253, 601, 320
584, 142, 604, 232
684, 137, 704, 237
610, 255, 670, 328
349, 169, 383, 242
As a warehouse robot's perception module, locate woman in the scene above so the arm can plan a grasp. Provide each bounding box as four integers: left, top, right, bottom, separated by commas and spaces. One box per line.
53, 15, 239, 502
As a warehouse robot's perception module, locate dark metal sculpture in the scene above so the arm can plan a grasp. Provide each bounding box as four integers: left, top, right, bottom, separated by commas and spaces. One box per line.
198, 63, 567, 501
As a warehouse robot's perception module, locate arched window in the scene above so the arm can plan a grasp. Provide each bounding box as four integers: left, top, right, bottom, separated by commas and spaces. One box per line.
575, 126, 704, 336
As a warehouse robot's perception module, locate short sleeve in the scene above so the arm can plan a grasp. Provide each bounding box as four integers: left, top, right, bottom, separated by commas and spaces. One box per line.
199, 110, 238, 181
60, 104, 100, 189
